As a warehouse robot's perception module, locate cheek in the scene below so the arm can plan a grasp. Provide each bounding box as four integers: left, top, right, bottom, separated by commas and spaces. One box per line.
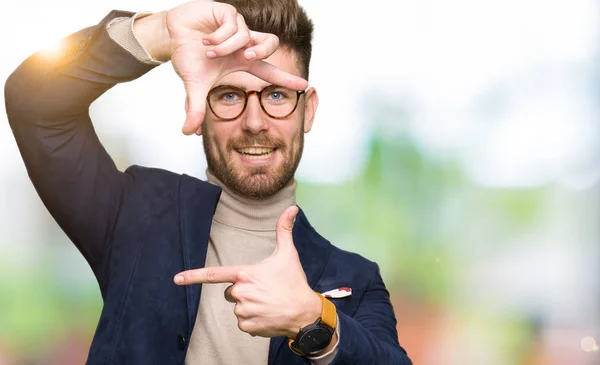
206, 125, 232, 150
290, 123, 304, 146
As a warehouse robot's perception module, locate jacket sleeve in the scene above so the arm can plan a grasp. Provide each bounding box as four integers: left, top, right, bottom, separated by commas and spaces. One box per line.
4, 10, 157, 280
331, 266, 412, 365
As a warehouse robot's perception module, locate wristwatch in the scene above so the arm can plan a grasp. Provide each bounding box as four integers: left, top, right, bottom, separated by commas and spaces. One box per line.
288, 293, 337, 356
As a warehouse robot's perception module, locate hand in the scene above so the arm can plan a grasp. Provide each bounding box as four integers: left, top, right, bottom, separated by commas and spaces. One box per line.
135, 1, 308, 135
173, 206, 322, 338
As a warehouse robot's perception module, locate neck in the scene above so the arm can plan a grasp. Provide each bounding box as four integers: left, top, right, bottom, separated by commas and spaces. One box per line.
206, 169, 297, 231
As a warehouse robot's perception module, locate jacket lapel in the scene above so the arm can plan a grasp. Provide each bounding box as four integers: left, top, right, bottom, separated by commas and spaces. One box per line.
178, 174, 222, 333
269, 207, 333, 364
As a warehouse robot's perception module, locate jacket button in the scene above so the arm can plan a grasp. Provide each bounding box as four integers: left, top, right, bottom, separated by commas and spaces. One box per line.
178, 334, 187, 350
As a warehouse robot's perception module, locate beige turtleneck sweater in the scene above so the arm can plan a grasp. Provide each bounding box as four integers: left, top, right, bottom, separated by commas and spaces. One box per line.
105, 14, 339, 365
184, 170, 296, 365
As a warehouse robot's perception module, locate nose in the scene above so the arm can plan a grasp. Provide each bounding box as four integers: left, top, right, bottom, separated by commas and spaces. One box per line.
241, 92, 269, 134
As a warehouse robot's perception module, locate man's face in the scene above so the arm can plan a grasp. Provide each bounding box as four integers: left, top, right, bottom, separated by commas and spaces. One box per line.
202, 49, 318, 199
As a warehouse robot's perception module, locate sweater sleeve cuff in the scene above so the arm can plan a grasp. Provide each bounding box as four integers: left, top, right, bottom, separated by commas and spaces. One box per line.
307, 314, 340, 365
106, 12, 164, 66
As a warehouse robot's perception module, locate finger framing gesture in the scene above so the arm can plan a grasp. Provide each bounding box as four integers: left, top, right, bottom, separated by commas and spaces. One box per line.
134, 1, 309, 135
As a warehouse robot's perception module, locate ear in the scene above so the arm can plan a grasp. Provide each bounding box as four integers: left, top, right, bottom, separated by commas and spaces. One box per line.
302, 87, 319, 133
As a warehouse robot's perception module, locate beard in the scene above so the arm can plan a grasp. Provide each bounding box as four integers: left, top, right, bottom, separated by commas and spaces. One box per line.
202, 127, 304, 200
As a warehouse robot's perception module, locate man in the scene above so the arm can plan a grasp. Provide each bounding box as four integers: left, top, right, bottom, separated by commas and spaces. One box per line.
5, 0, 412, 364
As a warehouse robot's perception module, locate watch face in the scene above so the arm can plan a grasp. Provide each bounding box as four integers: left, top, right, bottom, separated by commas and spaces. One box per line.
297, 326, 333, 355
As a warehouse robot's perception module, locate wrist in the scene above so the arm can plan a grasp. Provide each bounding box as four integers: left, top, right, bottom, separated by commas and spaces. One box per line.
287, 293, 338, 357
133, 11, 171, 62
286, 291, 322, 338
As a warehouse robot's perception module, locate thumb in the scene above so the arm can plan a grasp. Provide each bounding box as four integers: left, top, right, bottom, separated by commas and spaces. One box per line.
274, 205, 299, 254
182, 80, 210, 135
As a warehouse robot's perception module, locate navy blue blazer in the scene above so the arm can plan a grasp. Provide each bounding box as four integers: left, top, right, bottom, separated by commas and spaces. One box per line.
5, 10, 411, 365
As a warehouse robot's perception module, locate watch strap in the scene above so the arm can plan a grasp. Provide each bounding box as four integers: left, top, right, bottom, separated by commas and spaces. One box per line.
288, 293, 337, 356
318, 293, 337, 329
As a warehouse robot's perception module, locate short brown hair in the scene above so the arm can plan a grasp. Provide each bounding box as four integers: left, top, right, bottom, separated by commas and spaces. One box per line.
215, 0, 314, 79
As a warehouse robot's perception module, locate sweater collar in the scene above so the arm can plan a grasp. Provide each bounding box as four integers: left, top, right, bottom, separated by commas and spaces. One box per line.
206, 169, 296, 232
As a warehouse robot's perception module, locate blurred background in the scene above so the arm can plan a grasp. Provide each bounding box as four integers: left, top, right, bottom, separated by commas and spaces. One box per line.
1, 0, 599, 364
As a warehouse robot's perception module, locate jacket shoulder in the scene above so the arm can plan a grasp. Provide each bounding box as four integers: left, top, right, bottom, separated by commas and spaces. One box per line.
121, 165, 220, 212
329, 245, 379, 280
124, 165, 181, 193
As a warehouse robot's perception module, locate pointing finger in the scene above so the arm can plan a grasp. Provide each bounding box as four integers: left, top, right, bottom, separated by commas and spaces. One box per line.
247, 60, 308, 91
174, 265, 245, 285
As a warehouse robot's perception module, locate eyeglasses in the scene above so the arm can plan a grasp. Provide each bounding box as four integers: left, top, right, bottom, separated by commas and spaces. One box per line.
207, 84, 306, 121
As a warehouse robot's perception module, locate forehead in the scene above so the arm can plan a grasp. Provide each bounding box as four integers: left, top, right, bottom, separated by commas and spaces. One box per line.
214, 49, 302, 88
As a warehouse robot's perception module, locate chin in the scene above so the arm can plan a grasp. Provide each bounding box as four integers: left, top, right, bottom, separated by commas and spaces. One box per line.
207, 149, 300, 200
236, 173, 287, 199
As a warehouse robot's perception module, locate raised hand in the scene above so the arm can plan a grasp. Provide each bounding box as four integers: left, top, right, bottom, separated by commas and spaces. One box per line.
173, 206, 322, 338
135, 0, 308, 135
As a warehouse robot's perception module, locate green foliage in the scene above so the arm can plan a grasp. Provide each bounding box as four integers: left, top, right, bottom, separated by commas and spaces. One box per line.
298, 133, 546, 304
0, 255, 101, 357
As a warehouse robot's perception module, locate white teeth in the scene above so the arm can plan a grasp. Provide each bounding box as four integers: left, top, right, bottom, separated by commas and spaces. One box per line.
240, 150, 275, 160
238, 147, 275, 155
236, 147, 276, 160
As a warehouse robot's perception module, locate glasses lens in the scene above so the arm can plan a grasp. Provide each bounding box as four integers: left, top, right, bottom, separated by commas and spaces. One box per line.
260, 85, 299, 118
208, 86, 246, 120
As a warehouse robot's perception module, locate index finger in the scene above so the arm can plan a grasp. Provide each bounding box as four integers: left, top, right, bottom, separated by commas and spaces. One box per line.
247, 60, 309, 91
174, 265, 244, 285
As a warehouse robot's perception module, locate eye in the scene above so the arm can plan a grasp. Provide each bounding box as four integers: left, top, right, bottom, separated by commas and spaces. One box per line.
264, 88, 292, 103
220, 92, 242, 102
268, 92, 283, 101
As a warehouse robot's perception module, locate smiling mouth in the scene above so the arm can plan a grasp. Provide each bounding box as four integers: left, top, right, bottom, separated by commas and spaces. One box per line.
236, 147, 277, 160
